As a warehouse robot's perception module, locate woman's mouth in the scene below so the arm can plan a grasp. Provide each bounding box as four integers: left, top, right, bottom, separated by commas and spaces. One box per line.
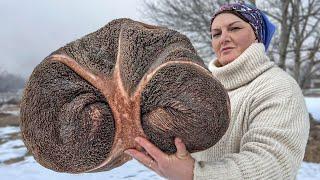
221, 47, 234, 54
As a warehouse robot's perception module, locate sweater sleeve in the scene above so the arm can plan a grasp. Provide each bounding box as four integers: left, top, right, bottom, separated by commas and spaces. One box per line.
193, 89, 310, 180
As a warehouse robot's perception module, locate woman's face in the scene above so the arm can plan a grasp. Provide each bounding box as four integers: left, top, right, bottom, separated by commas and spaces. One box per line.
211, 13, 257, 66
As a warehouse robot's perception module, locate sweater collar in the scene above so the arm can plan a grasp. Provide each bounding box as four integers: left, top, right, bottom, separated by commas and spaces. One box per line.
208, 43, 274, 90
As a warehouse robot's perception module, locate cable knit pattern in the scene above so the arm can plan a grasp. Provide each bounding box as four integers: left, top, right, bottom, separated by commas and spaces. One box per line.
192, 43, 310, 180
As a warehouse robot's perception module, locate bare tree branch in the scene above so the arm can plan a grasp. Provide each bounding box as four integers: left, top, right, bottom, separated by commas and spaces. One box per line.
142, 0, 320, 88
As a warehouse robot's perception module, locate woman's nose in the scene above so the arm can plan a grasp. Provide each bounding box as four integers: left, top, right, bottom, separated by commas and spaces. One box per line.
220, 30, 231, 44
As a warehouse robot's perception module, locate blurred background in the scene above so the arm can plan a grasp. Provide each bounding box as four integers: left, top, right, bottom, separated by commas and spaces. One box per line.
0, 0, 319, 179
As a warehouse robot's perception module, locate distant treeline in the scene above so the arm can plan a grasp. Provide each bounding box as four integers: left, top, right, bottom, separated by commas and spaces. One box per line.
0, 70, 25, 92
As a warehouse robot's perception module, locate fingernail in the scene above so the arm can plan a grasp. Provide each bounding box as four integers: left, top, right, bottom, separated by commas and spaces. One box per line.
135, 137, 140, 142
124, 150, 132, 156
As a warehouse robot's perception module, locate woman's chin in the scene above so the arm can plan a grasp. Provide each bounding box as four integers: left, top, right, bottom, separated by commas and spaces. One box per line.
219, 56, 236, 66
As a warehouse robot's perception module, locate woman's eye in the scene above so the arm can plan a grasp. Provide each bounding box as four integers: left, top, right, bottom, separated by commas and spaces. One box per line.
212, 33, 221, 38
230, 27, 241, 31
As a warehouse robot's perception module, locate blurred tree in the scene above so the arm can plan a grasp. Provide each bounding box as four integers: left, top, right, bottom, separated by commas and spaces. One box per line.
260, 0, 320, 88
0, 69, 26, 92
142, 0, 320, 89
142, 0, 239, 59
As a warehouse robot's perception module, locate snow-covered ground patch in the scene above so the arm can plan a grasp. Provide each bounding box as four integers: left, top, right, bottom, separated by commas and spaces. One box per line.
297, 162, 320, 180
0, 139, 27, 163
0, 156, 162, 180
0, 140, 318, 180
305, 97, 320, 121
0, 126, 20, 138
0, 97, 319, 179
0, 104, 20, 116
3, 110, 20, 116
0, 126, 162, 180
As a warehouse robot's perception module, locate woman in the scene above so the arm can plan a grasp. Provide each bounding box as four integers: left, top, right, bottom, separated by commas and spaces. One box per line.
125, 2, 310, 180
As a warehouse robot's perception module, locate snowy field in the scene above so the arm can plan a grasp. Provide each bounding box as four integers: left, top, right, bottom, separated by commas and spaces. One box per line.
0, 126, 162, 180
305, 97, 320, 121
0, 97, 319, 179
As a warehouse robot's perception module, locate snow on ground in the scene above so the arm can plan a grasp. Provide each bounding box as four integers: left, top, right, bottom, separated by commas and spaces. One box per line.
0, 97, 319, 179
305, 97, 320, 121
0, 131, 319, 180
0, 139, 26, 163
0, 161, 318, 180
0, 156, 162, 180
0, 127, 162, 180
3, 110, 20, 116
0, 104, 20, 116
0, 126, 20, 138
297, 162, 320, 180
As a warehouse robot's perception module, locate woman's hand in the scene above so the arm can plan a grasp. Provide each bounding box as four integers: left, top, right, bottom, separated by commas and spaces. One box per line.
124, 137, 195, 180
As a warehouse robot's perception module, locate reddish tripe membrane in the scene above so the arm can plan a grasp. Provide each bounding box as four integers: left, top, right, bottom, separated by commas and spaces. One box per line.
20, 18, 230, 173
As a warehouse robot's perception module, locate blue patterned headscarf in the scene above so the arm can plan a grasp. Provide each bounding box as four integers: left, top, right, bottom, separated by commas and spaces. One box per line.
210, 2, 276, 51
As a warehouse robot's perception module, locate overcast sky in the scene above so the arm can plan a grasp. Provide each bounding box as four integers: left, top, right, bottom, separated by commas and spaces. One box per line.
0, 0, 147, 78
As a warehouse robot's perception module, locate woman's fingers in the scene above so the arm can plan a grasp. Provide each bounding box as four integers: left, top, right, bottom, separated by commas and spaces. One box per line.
124, 149, 157, 169
134, 137, 167, 163
175, 137, 190, 160
125, 137, 194, 179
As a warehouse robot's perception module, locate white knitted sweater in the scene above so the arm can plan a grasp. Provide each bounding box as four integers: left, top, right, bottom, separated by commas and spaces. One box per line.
191, 43, 310, 180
